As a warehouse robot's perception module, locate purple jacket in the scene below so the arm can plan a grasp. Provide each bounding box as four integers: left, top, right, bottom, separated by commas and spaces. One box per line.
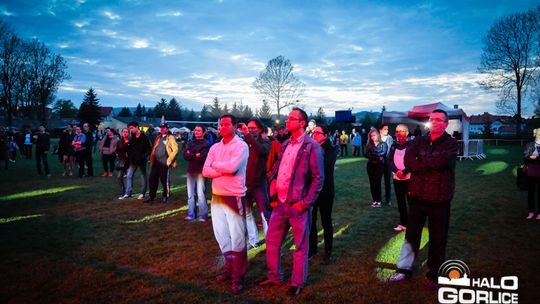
268, 134, 324, 210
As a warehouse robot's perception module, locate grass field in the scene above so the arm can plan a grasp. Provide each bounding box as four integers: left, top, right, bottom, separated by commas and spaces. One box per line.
0, 144, 538, 303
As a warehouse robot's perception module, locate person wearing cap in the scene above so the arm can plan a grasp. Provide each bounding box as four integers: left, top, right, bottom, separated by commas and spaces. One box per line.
145, 123, 178, 204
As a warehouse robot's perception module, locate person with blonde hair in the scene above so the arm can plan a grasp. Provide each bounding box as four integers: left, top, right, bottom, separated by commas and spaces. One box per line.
365, 128, 388, 208
388, 124, 411, 231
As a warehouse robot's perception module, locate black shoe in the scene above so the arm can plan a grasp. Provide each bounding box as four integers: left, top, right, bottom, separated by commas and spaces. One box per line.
144, 197, 155, 203
162, 197, 169, 204
232, 281, 244, 295
256, 277, 282, 287
215, 272, 231, 282
286, 286, 303, 296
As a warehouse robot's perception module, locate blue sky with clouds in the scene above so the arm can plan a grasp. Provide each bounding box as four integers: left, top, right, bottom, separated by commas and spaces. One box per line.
1, 0, 538, 115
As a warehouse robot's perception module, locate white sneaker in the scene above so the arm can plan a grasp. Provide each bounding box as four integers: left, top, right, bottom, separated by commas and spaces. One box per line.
526, 212, 534, 220
393, 225, 406, 232
371, 202, 382, 208
388, 272, 408, 284
118, 194, 131, 200
137, 194, 145, 200
536, 214, 540, 220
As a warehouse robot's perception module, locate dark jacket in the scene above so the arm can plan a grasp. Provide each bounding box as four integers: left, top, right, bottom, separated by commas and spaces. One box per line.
316, 139, 337, 201
183, 138, 210, 174
523, 142, 540, 164
268, 134, 324, 210
405, 132, 458, 203
128, 132, 151, 166
365, 142, 388, 165
83, 131, 93, 149
388, 140, 411, 176
35, 132, 50, 151
58, 131, 74, 156
245, 133, 271, 188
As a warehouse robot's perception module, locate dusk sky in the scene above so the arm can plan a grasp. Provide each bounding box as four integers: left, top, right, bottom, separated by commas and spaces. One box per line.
1, 0, 539, 116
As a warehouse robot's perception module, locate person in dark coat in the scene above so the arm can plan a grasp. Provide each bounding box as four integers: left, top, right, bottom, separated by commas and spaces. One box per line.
58, 124, 74, 176
34, 125, 51, 176
388, 109, 458, 288
309, 124, 337, 264
523, 127, 540, 220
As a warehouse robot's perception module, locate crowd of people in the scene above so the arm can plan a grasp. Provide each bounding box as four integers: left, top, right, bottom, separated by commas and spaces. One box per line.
0, 107, 493, 296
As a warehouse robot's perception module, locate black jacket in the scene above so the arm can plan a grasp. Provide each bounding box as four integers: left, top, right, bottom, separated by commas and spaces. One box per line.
129, 132, 151, 165
245, 133, 270, 188
35, 132, 50, 151
316, 139, 337, 201
405, 132, 458, 203
365, 142, 388, 165
183, 138, 210, 174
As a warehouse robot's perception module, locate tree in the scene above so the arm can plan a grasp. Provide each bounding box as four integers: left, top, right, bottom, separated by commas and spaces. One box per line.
478, 7, 540, 137
167, 97, 182, 120
25, 39, 70, 125
252, 55, 305, 119
78, 88, 101, 130
209, 97, 223, 118
118, 107, 132, 117
135, 103, 143, 118
0, 21, 25, 125
154, 98, 168, 118
52, 99, 77, 118
200, 105, 210, 121
230, 101, 242, 117
186, 108, 196, 121
315, 106, 326, 124
242, 104, 254, 119
257, 99, 273, 120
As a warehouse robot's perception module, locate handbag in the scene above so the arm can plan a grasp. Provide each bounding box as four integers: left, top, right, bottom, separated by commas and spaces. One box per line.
517, 165, 528, 191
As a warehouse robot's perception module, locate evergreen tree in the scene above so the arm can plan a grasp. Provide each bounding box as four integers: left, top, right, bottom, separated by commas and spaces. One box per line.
141, 105, 147, 117
257, 99, 273, 120
78, 88, 101, 130
167, 97, 182, 120
209, 97, 222, 118
118, 107, 132, 117
200, 105, 210, 121
154, 98, 168, 118
52, 99, 77, 118
135, 103, 143, 118
231, 102, 242, 117
242, 104, 254, 119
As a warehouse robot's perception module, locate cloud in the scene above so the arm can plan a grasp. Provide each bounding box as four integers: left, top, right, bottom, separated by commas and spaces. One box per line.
197, 35, 223, 41
132, 39, 149, 48
156, 11, 183, 17
103, 10, 120, 20
73, 20, 89, 28
229, 54, 265, 71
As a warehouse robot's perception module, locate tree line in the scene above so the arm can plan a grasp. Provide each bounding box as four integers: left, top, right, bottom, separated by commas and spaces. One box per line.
0, 19, 70, 126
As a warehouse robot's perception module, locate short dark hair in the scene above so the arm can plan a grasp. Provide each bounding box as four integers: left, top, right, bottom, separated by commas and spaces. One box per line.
432, 109, 449, 121
128, 121, 139, 127
248, 117, 265, 132
194, 125, 206, 133
291, 107, 308, 124
220, 114, 237, 125
378, 124, 388, 130
317, 124, 330, 135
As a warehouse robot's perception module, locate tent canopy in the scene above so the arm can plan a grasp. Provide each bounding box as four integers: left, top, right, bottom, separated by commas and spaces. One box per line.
408, 102, 470, 121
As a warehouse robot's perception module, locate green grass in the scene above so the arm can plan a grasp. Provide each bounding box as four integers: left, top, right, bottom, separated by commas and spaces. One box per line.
0, 146, 538, 303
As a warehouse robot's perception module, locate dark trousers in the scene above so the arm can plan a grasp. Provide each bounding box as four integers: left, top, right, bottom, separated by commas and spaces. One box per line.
102, 154, 116, 173
340, 144, 348, 156
366, 162, 383, 202
353, 145, 361, 157
35, 149, 49, 175
148, 161, 171, 199
24, 144, 32, 160
383, 160, 392, 203
84, 150, 93, 176
527, 176, 540, 212
309, 196, 334, 257
393, 179, 409, 226
117, 165, 128, 196
400, 198, 451, 281
75, 150, 86, 177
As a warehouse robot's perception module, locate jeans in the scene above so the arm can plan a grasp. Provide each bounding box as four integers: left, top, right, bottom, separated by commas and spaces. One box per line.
245, 182, 270, 246
186, 172, 207, 219
266, 203, 311, 288
117, 166, 128, 196
126, 162, 148, 197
